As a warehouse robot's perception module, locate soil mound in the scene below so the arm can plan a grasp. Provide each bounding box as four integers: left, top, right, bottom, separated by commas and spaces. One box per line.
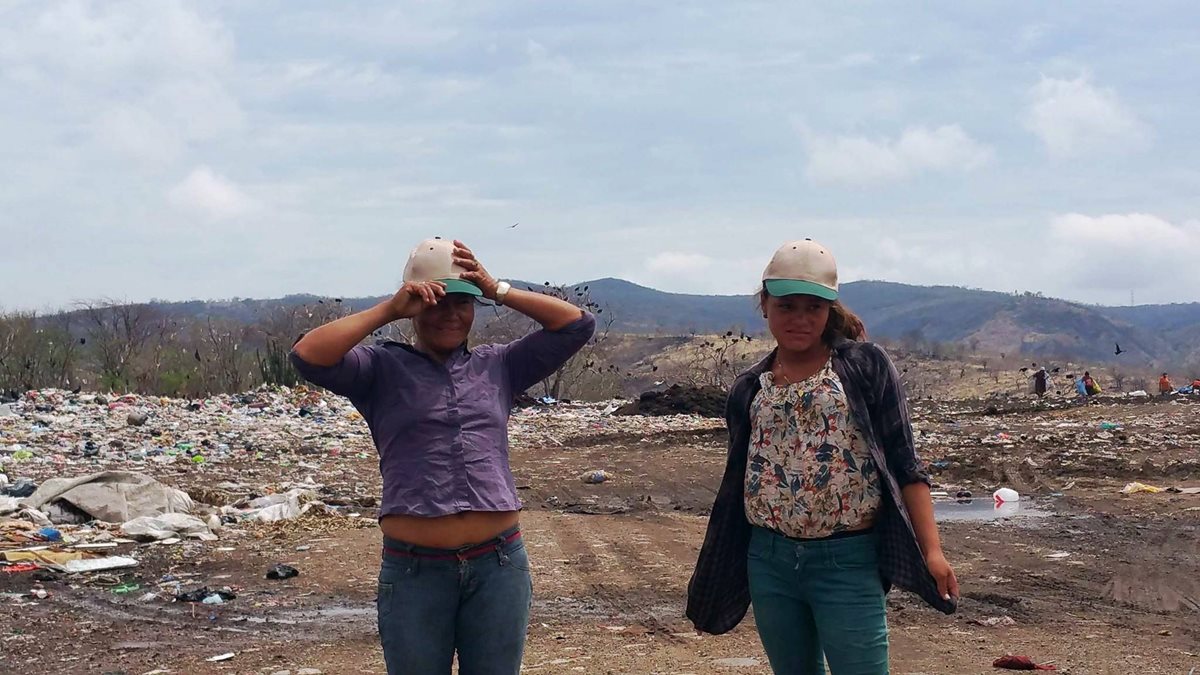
615, 385, 727, 418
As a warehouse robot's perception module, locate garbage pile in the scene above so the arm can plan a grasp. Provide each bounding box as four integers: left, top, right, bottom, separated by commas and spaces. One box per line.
507, 400, 725, 448
0, 385, 380, 579
613, 385, 727, 418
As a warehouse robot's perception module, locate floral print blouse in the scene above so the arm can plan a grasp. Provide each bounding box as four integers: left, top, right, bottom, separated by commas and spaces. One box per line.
744, 359, 882, 538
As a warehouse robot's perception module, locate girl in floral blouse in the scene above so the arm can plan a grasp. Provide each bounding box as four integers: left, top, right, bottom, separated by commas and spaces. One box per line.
687, 239, 958, 674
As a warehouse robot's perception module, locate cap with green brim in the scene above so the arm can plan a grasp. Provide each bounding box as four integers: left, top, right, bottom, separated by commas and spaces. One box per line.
761, 239, 840, 301
437, 278, 483, 296
764, 279, 838, 301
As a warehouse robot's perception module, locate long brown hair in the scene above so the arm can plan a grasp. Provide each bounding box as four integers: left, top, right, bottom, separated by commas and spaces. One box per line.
758, 289, 867, 343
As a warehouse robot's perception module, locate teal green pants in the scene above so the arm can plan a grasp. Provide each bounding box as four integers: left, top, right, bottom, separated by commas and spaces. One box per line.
747, 526, 889, 675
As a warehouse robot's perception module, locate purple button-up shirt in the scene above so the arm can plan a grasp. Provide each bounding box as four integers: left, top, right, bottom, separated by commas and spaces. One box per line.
290, 313, 595, 518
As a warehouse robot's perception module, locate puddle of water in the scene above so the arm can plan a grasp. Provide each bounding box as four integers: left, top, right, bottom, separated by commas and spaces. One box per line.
934, 499, 1050, 522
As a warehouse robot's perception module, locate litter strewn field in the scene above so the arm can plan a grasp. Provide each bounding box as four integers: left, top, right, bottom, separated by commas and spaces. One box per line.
1, 388, 1198, 674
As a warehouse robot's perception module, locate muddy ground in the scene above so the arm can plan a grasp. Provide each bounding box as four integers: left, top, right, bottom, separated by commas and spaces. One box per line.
2, 395, 1198, 674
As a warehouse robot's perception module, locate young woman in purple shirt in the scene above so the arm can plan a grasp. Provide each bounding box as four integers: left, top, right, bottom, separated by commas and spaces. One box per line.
291, 238, 595, 674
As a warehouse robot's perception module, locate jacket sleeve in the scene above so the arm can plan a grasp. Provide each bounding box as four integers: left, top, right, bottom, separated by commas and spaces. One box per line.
685, 377, 754, 634
869, 344, 930, 487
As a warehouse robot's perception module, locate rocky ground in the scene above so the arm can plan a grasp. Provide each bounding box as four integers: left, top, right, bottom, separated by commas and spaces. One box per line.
1, 388, 1198, 674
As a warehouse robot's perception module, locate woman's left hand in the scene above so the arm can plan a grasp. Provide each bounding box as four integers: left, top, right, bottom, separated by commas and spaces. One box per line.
452, 240, 500, 300
925, 550, 959, 601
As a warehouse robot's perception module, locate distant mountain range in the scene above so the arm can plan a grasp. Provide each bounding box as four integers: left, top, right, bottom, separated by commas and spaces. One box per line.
140, 279, 1200, 369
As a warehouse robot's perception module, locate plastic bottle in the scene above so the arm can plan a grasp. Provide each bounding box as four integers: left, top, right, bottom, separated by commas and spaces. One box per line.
993, 487, 1020, 505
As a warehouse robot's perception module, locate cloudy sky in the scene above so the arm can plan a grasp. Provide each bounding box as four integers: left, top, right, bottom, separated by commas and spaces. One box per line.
3, 1, 1199, 311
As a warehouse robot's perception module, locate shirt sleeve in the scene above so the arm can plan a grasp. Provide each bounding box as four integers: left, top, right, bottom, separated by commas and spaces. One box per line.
498, 312, 596, 395
289, 345, 379, 399
869, 344, 930, 487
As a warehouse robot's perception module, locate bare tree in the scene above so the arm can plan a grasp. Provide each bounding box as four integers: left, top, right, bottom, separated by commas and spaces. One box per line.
677, 329, 760, 389
1111, 368, 1127, 392
0, 311, 78, 390
475, 282, 620, 400
78, 300, 161, 392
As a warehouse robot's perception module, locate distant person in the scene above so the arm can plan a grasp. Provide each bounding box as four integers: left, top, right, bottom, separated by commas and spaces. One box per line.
291, 238, 594, 675
687, 239, 957, 674
1032, 367, 1049, 397
1075, 375, 1089, 398
1083, 371, 1101, 396
1159, 373, 1173, 395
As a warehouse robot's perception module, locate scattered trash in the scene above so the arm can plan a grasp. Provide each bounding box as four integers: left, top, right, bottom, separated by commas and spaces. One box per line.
1, 479, 38, 498
121, 513, 215, 542
974, 616, 1017, 627
580, 470, 611, 484
2, 550, 88, 566
993, 488, 1020, 505
176, 586, 236, 603
1044, 551, 1071, 560
21, 471, 195, 525
1121, 482, 1164, 495
30, 588, 48, 599
992, 654, 1057, 670
111, 582, 141, 594
1099, 422, 1121, 431
37, 526, 62, 542
955, 490, 973, 503
202, 593, 226, 605
126, 412, 149, 427
60, 556, 139, 574
1, 562, 39, 574
206, 653, 236, 663
266, 564, 299, 580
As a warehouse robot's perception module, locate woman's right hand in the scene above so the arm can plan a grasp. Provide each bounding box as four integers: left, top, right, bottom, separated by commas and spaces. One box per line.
386, 281, 446, 320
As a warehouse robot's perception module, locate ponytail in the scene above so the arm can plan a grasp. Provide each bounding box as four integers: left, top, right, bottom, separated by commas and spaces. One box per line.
823, 301, 866, 343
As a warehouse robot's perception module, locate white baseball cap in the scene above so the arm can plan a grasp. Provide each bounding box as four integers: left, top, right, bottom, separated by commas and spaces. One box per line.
761, 239, 839, 300
402, 238, 482, 296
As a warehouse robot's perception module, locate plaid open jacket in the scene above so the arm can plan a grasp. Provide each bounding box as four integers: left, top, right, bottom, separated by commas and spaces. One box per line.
686, 337, 957, 634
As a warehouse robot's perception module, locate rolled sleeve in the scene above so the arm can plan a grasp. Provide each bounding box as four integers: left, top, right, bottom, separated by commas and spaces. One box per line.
289, 345, 378, 399
499, 312, 596, 394
871, 344, 931, 487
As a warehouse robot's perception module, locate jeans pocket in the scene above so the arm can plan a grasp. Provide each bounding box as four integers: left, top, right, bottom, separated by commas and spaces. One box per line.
376, 582, 394, 620
829, 539, 879, 571
505, 540, 531, 572
747, 529, 769, 561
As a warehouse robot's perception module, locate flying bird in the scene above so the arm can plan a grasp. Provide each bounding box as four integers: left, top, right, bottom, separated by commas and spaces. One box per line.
1114, 343, 1125, 356
509, 222, 519, 229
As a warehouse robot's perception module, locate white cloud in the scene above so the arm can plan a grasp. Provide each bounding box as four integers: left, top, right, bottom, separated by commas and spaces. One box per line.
1048, 213, 1200, 292
645, 251, 715, 275
836, 52, 875, 68
804, 125, 993, 185
167, 166, 256, 220
1023, 75, 1148, 158
0, 2, 243, 166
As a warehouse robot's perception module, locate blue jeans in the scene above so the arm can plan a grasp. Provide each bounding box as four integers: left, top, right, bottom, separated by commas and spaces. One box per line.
747, 526, 889, 675
377, 527, 533, 675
